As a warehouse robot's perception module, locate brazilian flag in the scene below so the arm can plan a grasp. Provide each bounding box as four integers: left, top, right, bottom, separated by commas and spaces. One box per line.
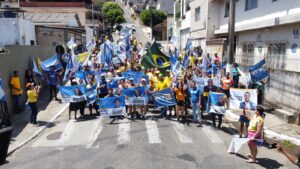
142, 40, 170, 74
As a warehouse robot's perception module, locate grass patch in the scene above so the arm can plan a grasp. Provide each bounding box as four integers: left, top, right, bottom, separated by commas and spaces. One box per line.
282, 140, 297, 147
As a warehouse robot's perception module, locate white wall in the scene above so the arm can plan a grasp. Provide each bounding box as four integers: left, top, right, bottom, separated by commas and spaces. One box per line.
217, 0, 300, 33
236, 23, 300, 72
190, 0, 207, 39
0, 18, 36, 47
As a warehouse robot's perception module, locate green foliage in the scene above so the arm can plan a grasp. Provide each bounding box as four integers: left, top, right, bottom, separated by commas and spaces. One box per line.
93, 0, 106, 11
176, 11, 180, 19
282, 140, 296, 147
102, 2, 125, 25
140, 9, 167, 27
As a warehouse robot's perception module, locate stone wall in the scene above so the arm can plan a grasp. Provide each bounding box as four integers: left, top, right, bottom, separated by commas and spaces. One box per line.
0, 45, 55, 115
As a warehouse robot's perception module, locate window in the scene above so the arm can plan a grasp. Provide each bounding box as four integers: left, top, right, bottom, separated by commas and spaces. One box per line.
267, 43, 287, 69
224, 1, 229, 17
195, 7, 200, 22
239, 43, 255, 65
245, 0, 258, 11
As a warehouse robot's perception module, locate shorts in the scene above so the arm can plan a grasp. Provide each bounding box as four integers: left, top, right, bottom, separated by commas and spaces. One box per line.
247, 131, 262, 146
177, 100, 185, 106
239, 115, 250, 125
223, 89, 230, 98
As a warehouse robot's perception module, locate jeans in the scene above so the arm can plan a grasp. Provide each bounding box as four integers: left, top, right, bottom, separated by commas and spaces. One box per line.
233, 75, 239, 88
13, 94, 21, 113
191, 103, 201, 121
49, 85, 57, 99
29, 102, 38, 124
160, 107, 167, 117
211, 113, 223, 128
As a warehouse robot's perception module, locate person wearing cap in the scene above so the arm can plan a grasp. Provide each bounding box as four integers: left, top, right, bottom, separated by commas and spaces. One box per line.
152, 70, 160, 90
26, 83, 41, 126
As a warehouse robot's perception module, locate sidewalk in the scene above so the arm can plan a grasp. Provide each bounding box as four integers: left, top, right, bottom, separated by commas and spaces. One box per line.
8, 88, 68, 155
224, 109, 300, 155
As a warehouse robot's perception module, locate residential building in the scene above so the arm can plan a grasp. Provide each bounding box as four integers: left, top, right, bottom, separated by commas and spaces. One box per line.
0, 0, 19, 8
0, 8, 36, 48
215, 0, 300, 118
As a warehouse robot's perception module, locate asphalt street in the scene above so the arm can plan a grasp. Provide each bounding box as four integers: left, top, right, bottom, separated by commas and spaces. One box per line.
2, 107, 298, 169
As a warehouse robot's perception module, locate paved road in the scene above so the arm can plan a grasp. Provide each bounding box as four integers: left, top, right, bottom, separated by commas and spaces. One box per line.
2, 107, 298, 169
121, 5, 150, 45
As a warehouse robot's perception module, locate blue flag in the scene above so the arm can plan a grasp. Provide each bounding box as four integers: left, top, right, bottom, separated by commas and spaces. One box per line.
108, 77, 125, 89
85, 84, 97, 104
152, 88, 176, 108
249, 59, 269, 82
63, 58, 74, 82
185, 38, 193, 52
182, 54, 189, 69
40, 55, 63, 71
101, 43, 113, 66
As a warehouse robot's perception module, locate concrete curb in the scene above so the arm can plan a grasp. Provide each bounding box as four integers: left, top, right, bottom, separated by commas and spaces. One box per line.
7, 103, 69, 156
225, 110, 300, 146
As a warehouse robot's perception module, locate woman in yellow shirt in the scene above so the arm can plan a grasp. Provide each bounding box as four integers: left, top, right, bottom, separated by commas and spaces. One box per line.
173, 82, 187, 122
26, 83, 41, 126
245, 106, 265, 163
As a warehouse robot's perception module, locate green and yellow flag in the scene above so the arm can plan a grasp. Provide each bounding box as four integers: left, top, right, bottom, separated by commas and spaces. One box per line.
142, 40, 170, 73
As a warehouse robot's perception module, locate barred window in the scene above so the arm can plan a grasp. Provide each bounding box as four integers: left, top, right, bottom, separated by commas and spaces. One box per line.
267, 43, 286, 57
267, 43, 287, 69
242, 43, 254, 54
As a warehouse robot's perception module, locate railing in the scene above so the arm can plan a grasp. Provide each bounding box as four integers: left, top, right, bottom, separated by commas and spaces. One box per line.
20, 1, 86, 7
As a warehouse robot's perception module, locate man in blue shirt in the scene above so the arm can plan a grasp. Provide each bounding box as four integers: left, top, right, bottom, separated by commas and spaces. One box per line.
189, 81, 202, 127
46, 66, 59, 101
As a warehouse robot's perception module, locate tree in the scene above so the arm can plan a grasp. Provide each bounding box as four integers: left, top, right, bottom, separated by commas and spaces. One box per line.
140, 8, 167, 27
102, 2, 125, 29
93, 0, 106, 11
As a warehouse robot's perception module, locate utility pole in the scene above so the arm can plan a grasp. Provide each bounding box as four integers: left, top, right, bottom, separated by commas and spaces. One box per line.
150, 0, 153, 40
92, 3, 95, 36
226, 0, 236, 74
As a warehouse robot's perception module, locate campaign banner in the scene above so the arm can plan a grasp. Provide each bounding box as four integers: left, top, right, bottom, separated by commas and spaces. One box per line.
249, 59, 269, 82
122, 71, 147, 84
230, 88, 257, 111
108, 77, 125, 88
121, 87, 146, 97
208, 92, 226, 115
171, 60, 182, 76
129, 97, 147, 105
59, 85, 87, 103
152, 88, 176, 108
193, 76, 220, 90
40, 55, 63, 71
99, 96, 126, 116
85, 84, 97, 104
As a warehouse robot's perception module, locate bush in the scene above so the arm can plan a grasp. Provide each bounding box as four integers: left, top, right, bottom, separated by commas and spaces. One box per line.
140, 8, 167, 27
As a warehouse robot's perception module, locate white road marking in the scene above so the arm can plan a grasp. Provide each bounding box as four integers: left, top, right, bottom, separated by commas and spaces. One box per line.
145, 120, 162, 144
171, 121, 193, 143
202, 125, 224, 144
55, 119, 77, 147
86, 117, 104, 148
117, 119, 131, 144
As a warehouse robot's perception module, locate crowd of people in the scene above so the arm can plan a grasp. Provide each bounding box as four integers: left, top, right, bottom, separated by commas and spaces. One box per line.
7, 26, 299, 167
